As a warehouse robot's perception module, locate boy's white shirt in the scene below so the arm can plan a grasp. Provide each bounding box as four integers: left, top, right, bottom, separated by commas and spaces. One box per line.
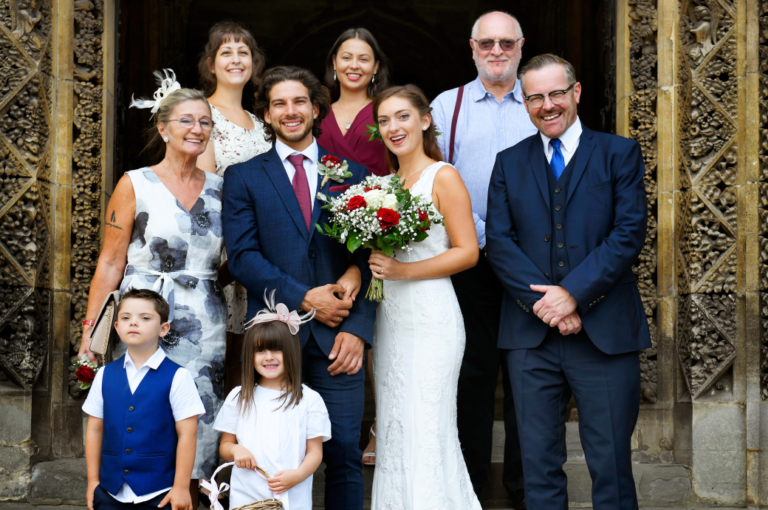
82, 348, 205, 503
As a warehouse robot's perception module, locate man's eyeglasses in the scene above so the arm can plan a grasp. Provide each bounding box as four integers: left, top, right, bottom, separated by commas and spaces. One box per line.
472, 38, 522, 52
524, 84, 575, 109
168, 117, 214, 131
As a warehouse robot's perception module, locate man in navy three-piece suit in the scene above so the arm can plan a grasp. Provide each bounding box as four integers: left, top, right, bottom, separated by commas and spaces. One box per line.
222, 66, 378, 510
486, 54, 651, 510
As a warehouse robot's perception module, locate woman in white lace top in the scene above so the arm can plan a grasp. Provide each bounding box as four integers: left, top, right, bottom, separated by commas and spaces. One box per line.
198, 22, 272, 392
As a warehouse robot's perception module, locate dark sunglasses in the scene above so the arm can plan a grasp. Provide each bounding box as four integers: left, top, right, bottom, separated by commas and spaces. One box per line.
472, 38, 522, 52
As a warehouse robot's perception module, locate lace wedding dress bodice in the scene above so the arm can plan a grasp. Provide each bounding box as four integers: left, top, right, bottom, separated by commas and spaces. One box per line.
372, 162, 481, 510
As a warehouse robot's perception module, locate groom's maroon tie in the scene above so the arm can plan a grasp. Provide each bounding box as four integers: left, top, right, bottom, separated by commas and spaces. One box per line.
288, 154, 311, 230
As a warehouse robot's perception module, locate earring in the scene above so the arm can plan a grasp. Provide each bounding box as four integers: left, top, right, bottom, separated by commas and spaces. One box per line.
372, 74, 376, 84
333, 71, 337, 81
163, 137, 169, 143
423, 126, 427, 131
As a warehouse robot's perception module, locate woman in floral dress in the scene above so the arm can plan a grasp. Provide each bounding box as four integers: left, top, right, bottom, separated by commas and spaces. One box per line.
79, 81, 225, 507
196, 22, 272, 391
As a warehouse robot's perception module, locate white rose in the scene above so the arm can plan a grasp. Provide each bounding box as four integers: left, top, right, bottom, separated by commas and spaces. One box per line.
381, 193, 399, 211
363, 189, 385, 209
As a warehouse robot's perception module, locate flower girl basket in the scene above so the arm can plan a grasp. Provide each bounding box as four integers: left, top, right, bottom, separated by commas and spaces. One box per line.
201, 461, 283, 510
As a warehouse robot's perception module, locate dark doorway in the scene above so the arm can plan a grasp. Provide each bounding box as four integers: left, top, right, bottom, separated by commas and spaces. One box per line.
115, 0, 615, 179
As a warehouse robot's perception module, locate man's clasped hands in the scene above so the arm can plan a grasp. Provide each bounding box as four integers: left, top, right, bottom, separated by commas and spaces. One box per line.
530, 284, 582, 335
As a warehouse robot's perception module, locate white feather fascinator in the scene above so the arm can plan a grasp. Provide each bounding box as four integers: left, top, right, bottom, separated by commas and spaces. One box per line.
129, 69, 182, 116
245, 290, 315, 335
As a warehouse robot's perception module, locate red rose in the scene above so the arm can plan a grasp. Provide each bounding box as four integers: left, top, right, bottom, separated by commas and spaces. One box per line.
377, 208, 400, 230
76, 366, 95, 383
418, 209, 431, 231
322, 155, 342, 167
347, 195, 367, 211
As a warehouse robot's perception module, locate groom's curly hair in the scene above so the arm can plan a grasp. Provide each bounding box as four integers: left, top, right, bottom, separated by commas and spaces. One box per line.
254, 66, 331, 144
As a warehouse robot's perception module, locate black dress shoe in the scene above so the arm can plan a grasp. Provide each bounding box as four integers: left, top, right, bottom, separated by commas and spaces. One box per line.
509, 490, 527, 510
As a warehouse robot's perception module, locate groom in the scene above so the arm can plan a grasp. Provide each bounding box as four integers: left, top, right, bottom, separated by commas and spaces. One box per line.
222, 66, 378, 509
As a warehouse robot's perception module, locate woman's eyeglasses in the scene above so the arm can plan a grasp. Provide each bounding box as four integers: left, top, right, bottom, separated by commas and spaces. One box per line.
472, 38, 522, 52
168, 117, 214, 131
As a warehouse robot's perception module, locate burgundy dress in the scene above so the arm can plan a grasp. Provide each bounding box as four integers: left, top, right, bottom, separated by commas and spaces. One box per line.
317, 102, 389, 177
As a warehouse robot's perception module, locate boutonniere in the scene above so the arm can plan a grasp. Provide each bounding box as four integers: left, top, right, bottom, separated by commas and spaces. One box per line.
318, 155, 353, 187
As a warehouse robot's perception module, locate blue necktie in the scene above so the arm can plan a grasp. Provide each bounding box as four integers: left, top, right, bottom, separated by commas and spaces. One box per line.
550, 139, 565, 180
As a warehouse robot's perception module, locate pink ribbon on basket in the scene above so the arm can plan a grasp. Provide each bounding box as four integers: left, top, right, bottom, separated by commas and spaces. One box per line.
201, 461, 283, 510
245, 290, 315, 335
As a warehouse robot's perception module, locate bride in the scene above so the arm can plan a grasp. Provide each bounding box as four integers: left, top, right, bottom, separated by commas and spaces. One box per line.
368, 85, 482, 510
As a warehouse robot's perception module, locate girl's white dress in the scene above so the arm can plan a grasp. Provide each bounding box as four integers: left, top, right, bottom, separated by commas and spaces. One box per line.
209, 105, 272, 333
372, 162, 482, 510
213, 384, 331, 510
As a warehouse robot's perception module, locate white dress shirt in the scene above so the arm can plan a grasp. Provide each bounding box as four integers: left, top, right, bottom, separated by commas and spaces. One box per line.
275, 138, 319, 211
82, 348, 205, 503
540, 116, 583, 167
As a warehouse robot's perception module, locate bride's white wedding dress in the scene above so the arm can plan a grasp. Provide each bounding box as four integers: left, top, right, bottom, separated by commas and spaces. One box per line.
372, 162, 482, 510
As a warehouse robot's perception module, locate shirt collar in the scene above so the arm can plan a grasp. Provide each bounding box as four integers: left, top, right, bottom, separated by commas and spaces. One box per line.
123, 347, 166, 371
275, 137, 319, 166
539, 116, 583, 153
470, 75, 524, 104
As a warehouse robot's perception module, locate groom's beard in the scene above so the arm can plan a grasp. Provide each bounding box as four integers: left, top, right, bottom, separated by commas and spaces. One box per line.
272, 115, 314, 144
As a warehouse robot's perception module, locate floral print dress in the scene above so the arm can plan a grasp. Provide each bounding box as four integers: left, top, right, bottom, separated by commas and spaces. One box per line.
210, 105, 272, 333
114, 168, 227, 479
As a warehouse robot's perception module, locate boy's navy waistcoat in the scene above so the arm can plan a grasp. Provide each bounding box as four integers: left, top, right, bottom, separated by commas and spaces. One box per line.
100, 355, 180, 496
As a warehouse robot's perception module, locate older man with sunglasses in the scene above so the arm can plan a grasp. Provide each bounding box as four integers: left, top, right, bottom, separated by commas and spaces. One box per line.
431, 10, 535, 509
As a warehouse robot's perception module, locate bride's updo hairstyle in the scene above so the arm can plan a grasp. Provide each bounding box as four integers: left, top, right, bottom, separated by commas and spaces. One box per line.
198, 21, 266, 95
372, 85, 444, 172
140, 88, 211, 158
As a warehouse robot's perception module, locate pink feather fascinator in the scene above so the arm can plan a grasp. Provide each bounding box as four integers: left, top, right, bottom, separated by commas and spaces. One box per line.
244, 290, 315, 335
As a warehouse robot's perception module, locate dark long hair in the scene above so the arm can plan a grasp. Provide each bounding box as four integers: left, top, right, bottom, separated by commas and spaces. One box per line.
238, 321, 303, 416
324, 28, 392, 100
372, 85, 444, 172
253, 66, 331, 144
197, 21, 265, 95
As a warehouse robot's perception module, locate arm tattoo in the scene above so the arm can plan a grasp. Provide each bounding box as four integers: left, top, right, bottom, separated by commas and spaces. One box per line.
106, 210, 123, 230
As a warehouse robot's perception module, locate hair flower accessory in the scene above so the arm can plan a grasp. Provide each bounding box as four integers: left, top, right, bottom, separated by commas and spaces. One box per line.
129, 69, 182, 116
245, 290, 315, 335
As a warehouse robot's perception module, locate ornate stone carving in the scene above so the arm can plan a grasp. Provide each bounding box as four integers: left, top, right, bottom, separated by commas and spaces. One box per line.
758, 1, 768, 399
677, 0, 739, 399
68, 0, 103, 398
0, 0, 52, 389
628, 0, 659, 404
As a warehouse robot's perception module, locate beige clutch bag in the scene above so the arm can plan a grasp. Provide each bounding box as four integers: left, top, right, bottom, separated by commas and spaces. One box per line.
89, 291, 120, 356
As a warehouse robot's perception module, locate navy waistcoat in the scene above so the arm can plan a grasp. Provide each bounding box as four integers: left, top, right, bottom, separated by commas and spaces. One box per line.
100, 355, 180, 496
545, 148, 579, 284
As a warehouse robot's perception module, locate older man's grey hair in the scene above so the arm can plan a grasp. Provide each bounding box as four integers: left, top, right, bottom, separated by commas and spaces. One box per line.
471, 11, 523, 40
518, 54, 577, 95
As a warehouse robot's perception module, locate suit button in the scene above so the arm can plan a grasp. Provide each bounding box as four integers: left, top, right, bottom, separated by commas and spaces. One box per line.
128, 406, 134, 412
555, 188, 561, 194
125, 449, 131, 454
555, 205, 562, 211
544, 235, 550, 242
559, 261, 564, 267
124, 469, 130, 475
556, 224, 563, 230
127, 427, 133, 433
557, 242, 563, 248
309, 251, 315, 259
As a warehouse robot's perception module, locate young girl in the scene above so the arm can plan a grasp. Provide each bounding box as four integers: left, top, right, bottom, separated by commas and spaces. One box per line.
213, 293, 330, 510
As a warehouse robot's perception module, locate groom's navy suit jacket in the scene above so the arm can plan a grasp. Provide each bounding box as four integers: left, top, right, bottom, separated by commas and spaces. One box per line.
486, 125, 651, 354
222, 144, 378, 354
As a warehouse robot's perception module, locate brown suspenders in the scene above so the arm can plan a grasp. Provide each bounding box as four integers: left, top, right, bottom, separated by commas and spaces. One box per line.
448, 85, 465, 164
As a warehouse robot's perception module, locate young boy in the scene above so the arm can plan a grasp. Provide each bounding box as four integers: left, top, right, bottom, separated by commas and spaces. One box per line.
83, 288, 205, 510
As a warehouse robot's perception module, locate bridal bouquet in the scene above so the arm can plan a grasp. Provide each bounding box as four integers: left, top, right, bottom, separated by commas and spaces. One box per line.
316, 174, 443, 301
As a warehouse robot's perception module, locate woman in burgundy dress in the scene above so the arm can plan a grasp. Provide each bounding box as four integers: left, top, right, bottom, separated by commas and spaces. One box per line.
318, 28, 392, 177
317, 28, 392, 465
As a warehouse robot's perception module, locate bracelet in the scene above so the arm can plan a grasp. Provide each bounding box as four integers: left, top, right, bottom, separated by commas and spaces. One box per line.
82, 319, 95, 327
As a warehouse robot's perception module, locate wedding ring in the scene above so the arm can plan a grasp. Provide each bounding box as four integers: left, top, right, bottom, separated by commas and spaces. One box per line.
335, 316, 341, 322
566, 321, 572, 326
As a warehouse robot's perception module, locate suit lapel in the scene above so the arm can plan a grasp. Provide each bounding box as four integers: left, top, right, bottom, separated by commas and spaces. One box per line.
565, 127, 596, 206
263, 146, 309, 240
529, 138, 551, 209
309, 145, 332, 243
